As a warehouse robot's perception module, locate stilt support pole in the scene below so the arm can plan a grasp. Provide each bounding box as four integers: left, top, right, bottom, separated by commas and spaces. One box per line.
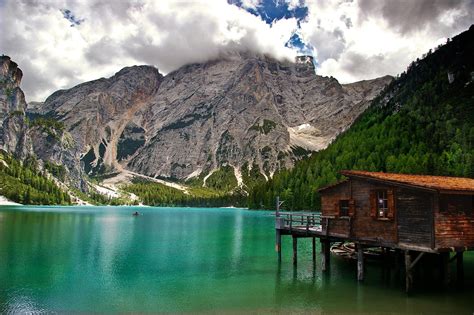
357, 246, 364, 281
405, 250, 413, 294
457, 251, 464, 286
292, 236, 298, 265
321, 239, 330, 272
276, 230, 282, 262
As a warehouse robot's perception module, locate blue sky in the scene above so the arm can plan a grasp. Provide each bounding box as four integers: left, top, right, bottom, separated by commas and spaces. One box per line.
229, 0, 313, 54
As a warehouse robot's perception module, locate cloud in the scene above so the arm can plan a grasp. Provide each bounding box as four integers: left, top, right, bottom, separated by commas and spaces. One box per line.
358, 0, 473, 35
0, 0, 297, 101
299, 0, 473, 82
0, 0, 472, 101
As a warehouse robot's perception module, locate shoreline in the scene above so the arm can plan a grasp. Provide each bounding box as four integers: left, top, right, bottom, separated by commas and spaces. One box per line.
0, 196, 22, 206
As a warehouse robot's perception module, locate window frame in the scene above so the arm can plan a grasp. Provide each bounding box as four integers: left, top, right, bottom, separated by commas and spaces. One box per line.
370, 188, 395, 220
376, 190, 389, 218
339, 199, 350, 217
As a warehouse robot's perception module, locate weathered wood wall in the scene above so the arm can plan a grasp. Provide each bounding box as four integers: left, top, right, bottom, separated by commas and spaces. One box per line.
435, 194, 474, 248
321, 182, 351, 236
321, 179, 398, 243
350, 179, 397, 244
396, 188, 433, 248
320, 178, 474, 251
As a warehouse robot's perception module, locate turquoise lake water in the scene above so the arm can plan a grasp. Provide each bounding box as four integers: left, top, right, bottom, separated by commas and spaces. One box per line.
0, 206, 473, 313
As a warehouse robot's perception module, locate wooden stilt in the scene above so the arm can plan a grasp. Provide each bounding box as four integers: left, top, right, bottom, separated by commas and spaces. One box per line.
321, 239, 330, 272
405, 250, 413, 294
357, 246, 364, 281
441, 252, 450, 288
457, 251, 464, 286
292, 236, 298, 265
312, 237, 316, 263
394, 249, 401, 281
276, 230, 282, 262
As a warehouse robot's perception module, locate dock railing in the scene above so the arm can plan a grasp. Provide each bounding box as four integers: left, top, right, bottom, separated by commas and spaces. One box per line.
275, 211, 322, 232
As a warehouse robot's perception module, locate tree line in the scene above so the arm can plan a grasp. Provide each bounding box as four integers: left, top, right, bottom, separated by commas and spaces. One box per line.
248, 26, 474, 211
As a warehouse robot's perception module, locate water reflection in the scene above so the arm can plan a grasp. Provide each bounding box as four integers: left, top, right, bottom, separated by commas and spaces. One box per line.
0, 206, 473, 313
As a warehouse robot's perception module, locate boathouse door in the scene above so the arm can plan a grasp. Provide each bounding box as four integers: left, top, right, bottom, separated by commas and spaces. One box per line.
396, 188, 433, 248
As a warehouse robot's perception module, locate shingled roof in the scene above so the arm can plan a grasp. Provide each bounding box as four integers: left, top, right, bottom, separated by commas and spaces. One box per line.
340, 170, 474, 193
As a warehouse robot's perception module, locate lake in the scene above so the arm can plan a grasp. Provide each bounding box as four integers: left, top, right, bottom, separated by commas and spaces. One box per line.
0, 206, 473, 313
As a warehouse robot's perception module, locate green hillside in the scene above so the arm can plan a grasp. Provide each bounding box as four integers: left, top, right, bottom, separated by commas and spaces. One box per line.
0, 152, 71, 205
248, 25, 474, 211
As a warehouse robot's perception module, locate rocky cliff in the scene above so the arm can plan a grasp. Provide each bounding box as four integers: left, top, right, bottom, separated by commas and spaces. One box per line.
0, 56, 30, 158
29, 53, 391, 188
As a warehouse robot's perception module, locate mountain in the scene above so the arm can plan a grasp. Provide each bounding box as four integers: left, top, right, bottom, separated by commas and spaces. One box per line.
249, 25, 474, 210
0, 56, 73, 205
29, 52, 391, 190
0, 56, 30, 158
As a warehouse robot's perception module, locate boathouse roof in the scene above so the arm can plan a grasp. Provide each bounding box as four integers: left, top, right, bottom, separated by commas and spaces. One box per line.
338, 170, 474, 193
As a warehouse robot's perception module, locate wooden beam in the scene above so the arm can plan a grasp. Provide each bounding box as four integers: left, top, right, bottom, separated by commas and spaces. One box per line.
312, 237, 316, 263
404, 251, 413, 294
440, 252, 450, 288
457, 251, 464, 287
292, 236, 298, 265
276, 229, 282, 262
409, 252, 425, 270
357, 246, 364, 281
321, 239, 330, 272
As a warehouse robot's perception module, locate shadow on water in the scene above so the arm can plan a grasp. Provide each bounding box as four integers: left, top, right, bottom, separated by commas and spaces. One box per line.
273, 236, 474, 314
0, 206, 473, 314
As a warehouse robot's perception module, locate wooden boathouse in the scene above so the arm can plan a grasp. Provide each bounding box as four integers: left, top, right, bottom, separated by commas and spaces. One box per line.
275, 170, 474, 293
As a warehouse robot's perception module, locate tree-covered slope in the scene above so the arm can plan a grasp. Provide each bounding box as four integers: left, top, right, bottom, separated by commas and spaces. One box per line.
0, 151, 71, 205
248, 25, 474, 211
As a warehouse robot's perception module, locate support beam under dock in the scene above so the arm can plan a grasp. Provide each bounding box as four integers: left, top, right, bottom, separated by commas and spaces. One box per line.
276, 229, 282, 262
357, 246, 364, 281
321, 239, 330, 272
405, 251, 413, 294
292, 236, 298, 265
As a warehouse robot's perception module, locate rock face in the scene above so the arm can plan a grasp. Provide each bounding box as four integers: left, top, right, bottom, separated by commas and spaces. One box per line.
0, 56, 86, 190
30, 52, 392, 185
0, 56, 30, 157
31, 66, 163, 176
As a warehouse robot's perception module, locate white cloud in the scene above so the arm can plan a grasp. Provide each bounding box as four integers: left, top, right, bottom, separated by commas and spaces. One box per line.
299, 0, 473, 82
240, 0, 262, 10
0, 0, 297, 101
0, 0, 472, 100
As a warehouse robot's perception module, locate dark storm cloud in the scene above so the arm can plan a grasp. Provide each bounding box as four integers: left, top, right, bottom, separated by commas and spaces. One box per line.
358, 0, 474, 34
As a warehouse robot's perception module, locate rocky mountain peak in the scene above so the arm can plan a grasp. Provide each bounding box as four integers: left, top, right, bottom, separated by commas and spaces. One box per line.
0, 56, 30, 157
23, 53, 391, 189
0, 56, 23, 88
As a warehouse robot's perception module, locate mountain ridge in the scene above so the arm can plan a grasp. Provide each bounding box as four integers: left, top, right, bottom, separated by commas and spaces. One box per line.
28, 52, 391, 188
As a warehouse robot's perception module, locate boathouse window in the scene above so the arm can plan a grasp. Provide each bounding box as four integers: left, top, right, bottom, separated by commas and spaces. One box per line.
370, 189, 395, 219
339, 200, 349, 216
377, 191, 388, 217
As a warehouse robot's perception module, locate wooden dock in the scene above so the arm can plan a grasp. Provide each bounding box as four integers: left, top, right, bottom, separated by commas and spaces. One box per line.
274, 170, 474, 293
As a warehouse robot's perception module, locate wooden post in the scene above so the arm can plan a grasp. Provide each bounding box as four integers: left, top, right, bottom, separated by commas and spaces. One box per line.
275, 196, 282, 262
457, 252, 464, 286
276, 229, 282, 262
405, 250, 413, 294
441, 252, 450, 288
357, 246, 364, 281
292, 236, 298, 265
321, 239, 330, 272
394, 249, 401, 280
312, 237, 316, 263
